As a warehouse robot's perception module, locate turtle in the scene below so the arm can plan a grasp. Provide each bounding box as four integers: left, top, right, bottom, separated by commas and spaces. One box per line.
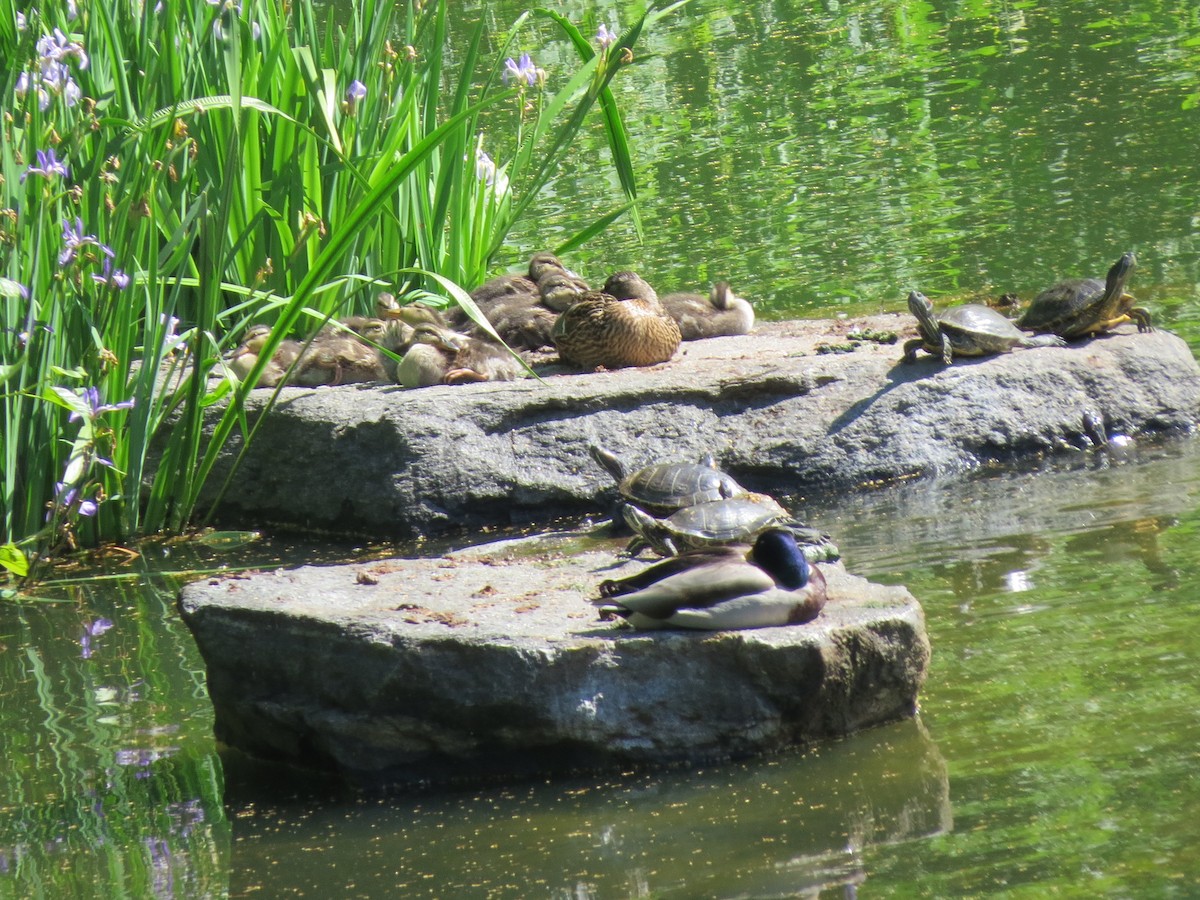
1017, 251, 1150, 338
589, 445, 744, 518
903, 291, 1066, 364
622, 498, 841, 563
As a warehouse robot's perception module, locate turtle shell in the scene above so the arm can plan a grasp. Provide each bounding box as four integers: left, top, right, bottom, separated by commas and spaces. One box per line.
619, 463, 744, 516
937, 304, 1033, 354
648, 496, 792, 547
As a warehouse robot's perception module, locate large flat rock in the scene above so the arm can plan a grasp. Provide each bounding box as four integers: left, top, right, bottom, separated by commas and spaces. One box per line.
178, 534, 929, 786
198, 316, 1200, 539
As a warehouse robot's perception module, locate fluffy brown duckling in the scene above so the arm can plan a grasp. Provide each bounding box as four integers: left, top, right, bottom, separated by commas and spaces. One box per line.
552, 271, 682, 369
460, 251, 569, 319
661, 282, 754, 340
227, 324, 303, 388
397, 324, 527, 388
537, 269, 589, 312
291, 318, 391, 386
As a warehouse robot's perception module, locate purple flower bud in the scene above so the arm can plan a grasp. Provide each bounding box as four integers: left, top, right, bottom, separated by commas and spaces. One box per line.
596, 24, 617, 50
345, 79, 367, 115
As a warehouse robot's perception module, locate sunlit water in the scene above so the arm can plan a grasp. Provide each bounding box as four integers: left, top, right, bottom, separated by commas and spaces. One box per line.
5, 1, 1200, 896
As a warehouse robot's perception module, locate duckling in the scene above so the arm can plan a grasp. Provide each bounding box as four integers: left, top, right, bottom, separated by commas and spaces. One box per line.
375, 293, 451, 378
661, 282, 755, 340
397, 324, 526, 388
537, 270, 589, 312
291, 318, 391, 386
226, 324, 273, 381
552, 271, 682, 369
226, 324, 303, 388
375, 292, 447, 333
595, 528, 827, 630
464, 251, 570, 317
474, 294, 558, 351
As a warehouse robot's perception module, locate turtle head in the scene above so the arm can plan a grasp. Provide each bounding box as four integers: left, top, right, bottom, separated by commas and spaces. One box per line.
1104, 252, 1136, 300
907, 290, 940, 339
588, 445, 626, 482
751, 528, 810, 589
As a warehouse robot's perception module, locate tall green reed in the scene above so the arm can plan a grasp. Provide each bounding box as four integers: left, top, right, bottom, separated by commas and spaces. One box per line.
1, 0, 688, 584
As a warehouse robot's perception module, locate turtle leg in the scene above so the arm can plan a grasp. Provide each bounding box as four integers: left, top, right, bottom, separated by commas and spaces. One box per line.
1130, 306, 1154, 333
901, 338, 925, 363
940, 333, 954, 365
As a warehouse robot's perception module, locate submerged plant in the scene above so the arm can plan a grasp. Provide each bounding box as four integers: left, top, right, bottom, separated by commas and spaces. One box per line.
0, 0, 689, 583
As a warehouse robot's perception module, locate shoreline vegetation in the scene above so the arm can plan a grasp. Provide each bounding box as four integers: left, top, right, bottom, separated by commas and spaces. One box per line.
1, 0, 688, 587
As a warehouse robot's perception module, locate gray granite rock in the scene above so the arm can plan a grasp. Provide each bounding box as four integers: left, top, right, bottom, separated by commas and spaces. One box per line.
196, 316, 1200, 540
178, 534, 929, 786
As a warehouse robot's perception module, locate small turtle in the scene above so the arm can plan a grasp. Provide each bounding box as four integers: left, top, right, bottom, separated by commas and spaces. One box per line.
903, 291, 1066, 364
623, 499, 841, 563
590, 445, 744, 517
1017, 252, 1150, 338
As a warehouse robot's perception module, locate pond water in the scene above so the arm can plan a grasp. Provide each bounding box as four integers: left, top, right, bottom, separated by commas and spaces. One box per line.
5, 0, 1200, 896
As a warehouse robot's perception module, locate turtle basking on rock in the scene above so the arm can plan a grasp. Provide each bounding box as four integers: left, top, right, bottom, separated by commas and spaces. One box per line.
589, 445, 745, 518
903, 291, 1065, 364
1018, 251, 1150, 339
622, 498, 840, 563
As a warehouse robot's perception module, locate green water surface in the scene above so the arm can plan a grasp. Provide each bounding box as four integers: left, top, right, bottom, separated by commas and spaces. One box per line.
4, 0, 1200, 896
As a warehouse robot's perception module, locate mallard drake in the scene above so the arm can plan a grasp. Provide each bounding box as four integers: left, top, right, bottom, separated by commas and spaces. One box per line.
397, 324, 526, 387
595, 528, 827, 630
661, 282, 755, 340
291, 318, 390, 386
552, 271, 682, 369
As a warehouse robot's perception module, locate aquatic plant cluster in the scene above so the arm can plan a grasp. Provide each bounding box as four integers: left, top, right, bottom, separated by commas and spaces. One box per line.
0, 0, 684, 582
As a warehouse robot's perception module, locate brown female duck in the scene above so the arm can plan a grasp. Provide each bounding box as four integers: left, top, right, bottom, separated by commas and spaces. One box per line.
552, 271, 681, 369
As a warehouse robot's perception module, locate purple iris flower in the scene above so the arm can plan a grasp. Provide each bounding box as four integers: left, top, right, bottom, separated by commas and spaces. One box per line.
502, 53, 539, 87
64, 385, 135, 423
345, 79, 367, 111
91, 259, 131, 290
59, 218, 112, 267
20, 148, 70, 183
596, 24, 617, 49
56, 482, 98, 516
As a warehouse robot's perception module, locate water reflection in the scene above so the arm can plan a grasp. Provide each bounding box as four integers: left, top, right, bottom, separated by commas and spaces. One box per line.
225, 716, 950, 898
0, 581, 230, 898
488, 0, 1200, 327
